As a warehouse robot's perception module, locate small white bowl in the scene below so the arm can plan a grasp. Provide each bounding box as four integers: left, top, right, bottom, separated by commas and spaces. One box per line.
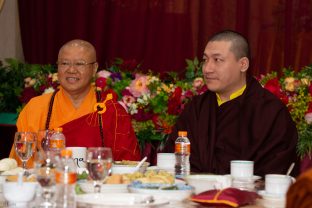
78, 181, 128, 193
185, 175, 232, 194
3, 181, 38, 206
111, 161, 149, 174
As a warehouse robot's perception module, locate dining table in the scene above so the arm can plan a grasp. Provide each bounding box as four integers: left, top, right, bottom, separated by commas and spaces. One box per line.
0, 190, 267, 208
0, 168, 280, 208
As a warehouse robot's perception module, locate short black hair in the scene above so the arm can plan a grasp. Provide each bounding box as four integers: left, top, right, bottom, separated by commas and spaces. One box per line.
208, 30, 251, 61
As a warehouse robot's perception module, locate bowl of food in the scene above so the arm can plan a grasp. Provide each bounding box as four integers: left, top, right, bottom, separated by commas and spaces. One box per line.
112, 160, 150, 174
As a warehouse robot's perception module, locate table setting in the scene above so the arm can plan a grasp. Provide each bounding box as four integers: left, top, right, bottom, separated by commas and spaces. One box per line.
0, 134, 296, 208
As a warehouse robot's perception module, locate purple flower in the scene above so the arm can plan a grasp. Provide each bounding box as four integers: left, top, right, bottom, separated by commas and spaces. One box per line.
110, 72, 122, 81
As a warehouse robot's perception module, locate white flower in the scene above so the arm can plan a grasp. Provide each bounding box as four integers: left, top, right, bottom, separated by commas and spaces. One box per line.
148, 76, 159, 83
52, 73, 58, 82
137, 93, 150, 105
24, 77, 36, 87
129, 103, 138, 115
43, 87, 55, 94
97, 70, 111, 78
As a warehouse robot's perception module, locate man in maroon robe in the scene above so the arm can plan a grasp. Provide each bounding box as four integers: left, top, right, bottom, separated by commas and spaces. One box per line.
164, 30, 299, 177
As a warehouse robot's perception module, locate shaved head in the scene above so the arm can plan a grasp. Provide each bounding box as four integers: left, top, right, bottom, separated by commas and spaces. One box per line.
58, 39, 97, 61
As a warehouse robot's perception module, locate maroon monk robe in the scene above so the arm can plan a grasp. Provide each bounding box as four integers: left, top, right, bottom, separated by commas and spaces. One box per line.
164, 76, 300, 177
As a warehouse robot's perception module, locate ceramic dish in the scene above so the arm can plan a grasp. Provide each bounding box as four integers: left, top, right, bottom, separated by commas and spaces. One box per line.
258, 190, 286, 200
186, 174, 232, 194
112, 161, 150, 174
78, 181, 128, 193
128, 182, 194, 202
76, 193, 169, 207
258, 191, 286, 208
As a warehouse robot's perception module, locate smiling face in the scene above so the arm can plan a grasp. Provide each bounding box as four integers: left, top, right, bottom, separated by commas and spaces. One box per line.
202, 40, 249, 101
57, 41, 98, 97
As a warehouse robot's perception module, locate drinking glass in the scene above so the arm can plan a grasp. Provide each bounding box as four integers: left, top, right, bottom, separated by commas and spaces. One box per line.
86, 147, 113, 193
14, 131, 37, 174
34, 150, 57, 207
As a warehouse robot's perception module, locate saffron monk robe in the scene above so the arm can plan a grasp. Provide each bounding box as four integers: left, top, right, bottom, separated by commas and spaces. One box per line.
9, 86, 141, 168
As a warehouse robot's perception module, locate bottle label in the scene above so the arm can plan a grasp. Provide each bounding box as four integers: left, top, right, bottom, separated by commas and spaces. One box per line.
175, 142, 190, 154
55, 171, 77, 184
50, 139, 65, 149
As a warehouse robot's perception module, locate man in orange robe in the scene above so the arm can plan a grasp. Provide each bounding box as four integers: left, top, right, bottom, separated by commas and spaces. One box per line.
10, 39, 141, 167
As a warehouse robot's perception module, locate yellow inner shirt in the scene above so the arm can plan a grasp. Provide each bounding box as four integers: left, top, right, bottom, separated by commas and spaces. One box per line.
216, 85, 246, 106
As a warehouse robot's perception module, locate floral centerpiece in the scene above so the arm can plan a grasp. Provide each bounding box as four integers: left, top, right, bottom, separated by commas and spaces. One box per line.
259, 64, 312, 158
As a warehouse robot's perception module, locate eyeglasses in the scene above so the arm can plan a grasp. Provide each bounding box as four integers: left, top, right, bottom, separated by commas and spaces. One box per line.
57, 60, 96, 70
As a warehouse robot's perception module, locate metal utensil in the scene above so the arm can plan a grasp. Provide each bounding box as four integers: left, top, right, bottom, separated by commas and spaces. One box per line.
135, 156, 147, 172
286, 162, 295, 176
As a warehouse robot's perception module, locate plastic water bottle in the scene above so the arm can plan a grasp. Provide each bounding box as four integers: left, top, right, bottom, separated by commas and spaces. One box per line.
174, 131, 190, 179
55, 149, 77, 208
49, 127, 66, 155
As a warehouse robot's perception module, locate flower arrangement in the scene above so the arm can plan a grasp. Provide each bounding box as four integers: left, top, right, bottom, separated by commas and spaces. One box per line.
259, 64, 312, 158
0, 59, 57, 113
95, 58, 207, 150
2, 58, 312, 158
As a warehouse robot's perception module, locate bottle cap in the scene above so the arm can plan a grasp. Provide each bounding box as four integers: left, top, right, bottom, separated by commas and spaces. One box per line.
53, 127, 63, 132
178, 131, 187, 137
61, 149, 72, 157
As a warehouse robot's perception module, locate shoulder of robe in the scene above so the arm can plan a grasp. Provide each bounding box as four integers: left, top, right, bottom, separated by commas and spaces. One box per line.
22, 93, 53, 114
104, 100, 129, 116
27, 93, 53, 106
187, 90, 215, 107
252, 87, 286, 108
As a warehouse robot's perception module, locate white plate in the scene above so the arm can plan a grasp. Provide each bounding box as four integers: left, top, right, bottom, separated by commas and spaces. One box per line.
78, 181, 128, 193
76, 193, 169, 207
258, 190, 286, 200
258, 191, 286, 208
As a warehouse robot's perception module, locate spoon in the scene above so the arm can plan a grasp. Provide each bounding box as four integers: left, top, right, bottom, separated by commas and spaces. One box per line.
286, 162, 295, 176
135, 156, 147, 172
17, 171, 23, 186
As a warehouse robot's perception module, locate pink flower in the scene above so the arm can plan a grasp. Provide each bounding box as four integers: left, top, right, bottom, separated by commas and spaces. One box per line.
129, 74, 150, 97
192, 77, 205, 90
97, 70, 112, 78
305, 112, 312, 124
122, 95, 136, 107
196, 85, 208, 95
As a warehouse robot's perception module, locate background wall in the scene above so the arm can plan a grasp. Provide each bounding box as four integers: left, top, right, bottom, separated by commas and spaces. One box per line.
0, 0, 24, 62
1, 0, 312, 75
